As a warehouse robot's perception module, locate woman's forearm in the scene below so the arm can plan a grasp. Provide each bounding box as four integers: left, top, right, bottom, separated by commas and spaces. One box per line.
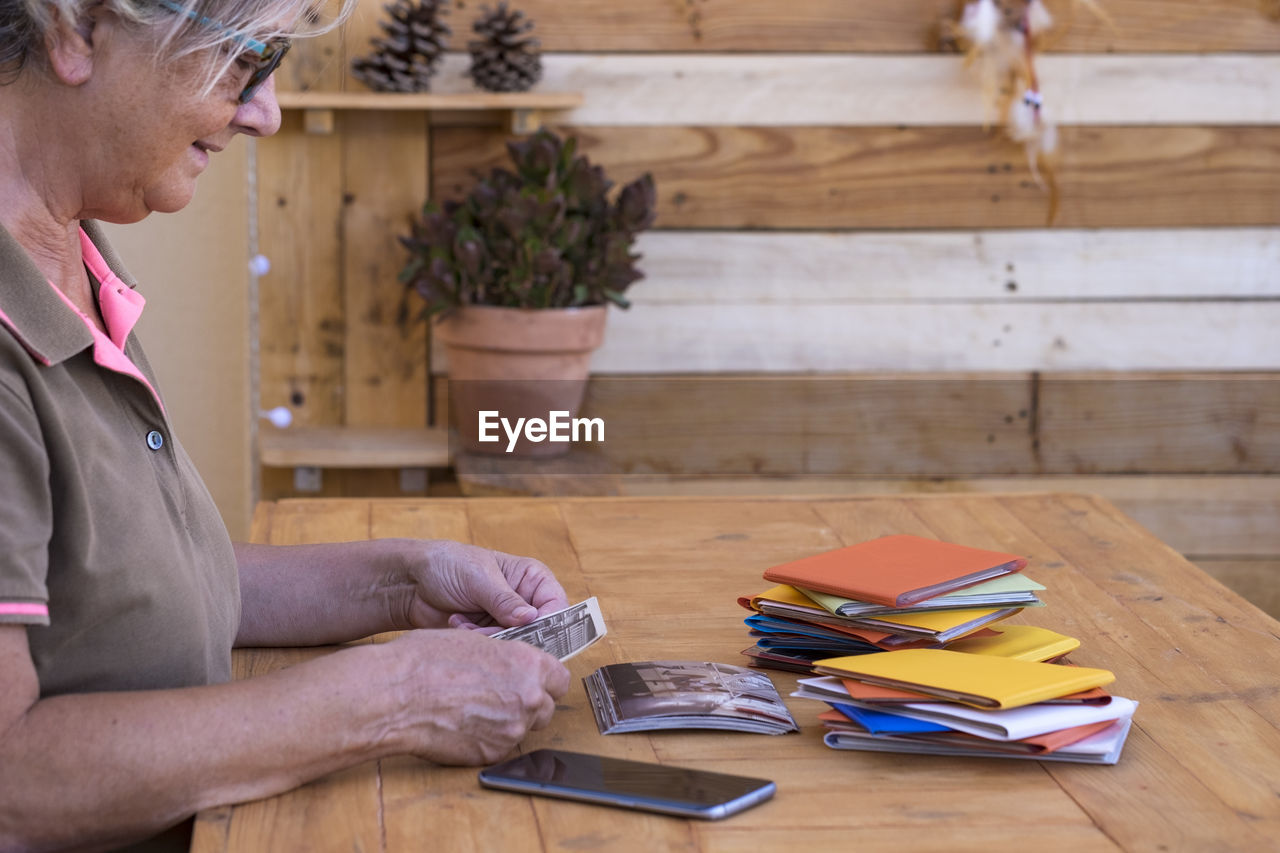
234, 540, 419, 646
234, 538, 570, 649
0, 622, 568, 852
0, 643, 402, 852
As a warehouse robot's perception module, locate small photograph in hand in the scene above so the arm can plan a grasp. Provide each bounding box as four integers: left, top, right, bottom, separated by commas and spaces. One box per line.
585, 661, 799, 735
492, 596, 607, 662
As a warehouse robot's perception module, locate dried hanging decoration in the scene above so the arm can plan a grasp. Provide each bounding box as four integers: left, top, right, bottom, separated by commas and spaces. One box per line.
350, 0, 452, 93
947, 0, 1112, 224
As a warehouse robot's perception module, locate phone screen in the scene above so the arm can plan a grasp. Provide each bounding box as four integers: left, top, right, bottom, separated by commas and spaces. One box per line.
478, 749, 776, 819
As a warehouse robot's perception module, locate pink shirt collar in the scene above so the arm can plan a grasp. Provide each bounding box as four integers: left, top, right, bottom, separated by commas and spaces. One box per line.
0, 224, 162, 412
80, 227, 146, 351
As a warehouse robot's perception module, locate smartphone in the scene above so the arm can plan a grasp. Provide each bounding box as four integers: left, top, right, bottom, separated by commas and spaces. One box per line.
478, 748, 776, 820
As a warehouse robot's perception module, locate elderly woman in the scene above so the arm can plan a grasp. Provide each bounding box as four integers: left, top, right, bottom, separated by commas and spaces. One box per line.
0, 1, 572, 849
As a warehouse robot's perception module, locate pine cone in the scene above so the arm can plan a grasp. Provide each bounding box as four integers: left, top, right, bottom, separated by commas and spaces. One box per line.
467, 2, 542, 93
351, 0, 451, 93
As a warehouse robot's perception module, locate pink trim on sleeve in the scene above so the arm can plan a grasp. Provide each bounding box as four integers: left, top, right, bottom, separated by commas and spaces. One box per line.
0, 602, 48, 617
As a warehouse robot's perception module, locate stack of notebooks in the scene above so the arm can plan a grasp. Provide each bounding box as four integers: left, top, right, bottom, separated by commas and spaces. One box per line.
738, 534, 1044, 672
739, 534, 1137, 764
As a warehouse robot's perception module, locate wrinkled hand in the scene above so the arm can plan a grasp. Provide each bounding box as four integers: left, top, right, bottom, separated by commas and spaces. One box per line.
382, 628, 571, 765
399, 540, 569, 633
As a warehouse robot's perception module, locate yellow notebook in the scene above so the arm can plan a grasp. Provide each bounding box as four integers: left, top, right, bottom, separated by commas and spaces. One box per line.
946, 625, 1080, 662
739, 584, 818, 612
863, 607, 1010, 632
743, 586, 1007, 633
813, 649, 1114, 709
844, 606, 1021, 643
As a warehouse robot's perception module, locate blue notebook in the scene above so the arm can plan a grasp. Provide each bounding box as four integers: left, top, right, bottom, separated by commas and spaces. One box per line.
831, 702, 952, 734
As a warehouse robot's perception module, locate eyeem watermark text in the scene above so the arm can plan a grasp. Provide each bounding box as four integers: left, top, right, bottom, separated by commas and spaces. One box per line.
477, 410, 605, 453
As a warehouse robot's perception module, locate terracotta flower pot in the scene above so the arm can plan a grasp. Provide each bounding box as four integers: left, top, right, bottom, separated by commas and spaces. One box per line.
434, 305, 607, 457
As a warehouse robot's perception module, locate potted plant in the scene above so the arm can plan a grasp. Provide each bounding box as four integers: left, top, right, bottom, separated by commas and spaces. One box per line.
400, 128, 656, 456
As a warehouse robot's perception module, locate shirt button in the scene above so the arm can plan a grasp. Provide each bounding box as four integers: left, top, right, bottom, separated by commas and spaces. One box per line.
146, 430, 164, 451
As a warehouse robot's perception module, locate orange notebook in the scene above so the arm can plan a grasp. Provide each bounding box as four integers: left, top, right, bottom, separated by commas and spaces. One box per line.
762, 535, 1028, 608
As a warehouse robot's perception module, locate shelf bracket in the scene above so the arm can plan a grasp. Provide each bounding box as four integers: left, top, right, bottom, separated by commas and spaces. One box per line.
509, 108, 544, 136
398, 467, 429, 493
293, 466, 323, 492
303, 108, 336, 135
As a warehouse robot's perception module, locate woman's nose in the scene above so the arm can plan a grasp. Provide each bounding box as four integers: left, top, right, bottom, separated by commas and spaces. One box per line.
233, 75, 282, 138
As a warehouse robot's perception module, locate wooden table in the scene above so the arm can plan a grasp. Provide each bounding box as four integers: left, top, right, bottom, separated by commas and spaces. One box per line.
191, 494, 1280, 852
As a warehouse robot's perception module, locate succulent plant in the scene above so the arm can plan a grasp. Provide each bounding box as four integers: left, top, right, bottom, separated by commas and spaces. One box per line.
400, 129, 656, 316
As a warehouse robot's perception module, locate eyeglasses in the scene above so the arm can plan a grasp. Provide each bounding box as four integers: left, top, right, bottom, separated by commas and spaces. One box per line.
155, 0, 292, 104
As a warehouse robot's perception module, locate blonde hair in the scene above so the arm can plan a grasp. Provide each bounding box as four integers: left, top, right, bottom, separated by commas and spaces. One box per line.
1, 0, 356, 89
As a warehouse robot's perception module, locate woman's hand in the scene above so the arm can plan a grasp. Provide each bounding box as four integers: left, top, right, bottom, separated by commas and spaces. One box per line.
235, 538, 569, 648
0, 621, 571, 850
377, 628, 571, 765
397, 540, 570, 633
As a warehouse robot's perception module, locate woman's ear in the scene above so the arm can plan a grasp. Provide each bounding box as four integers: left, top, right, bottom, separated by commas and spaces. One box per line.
44, 4, 102, 86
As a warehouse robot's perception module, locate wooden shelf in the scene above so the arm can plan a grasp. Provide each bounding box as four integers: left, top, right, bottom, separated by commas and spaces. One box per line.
259, 425, 450, 469
277, 91, 583, 111
276, 91, 583, 134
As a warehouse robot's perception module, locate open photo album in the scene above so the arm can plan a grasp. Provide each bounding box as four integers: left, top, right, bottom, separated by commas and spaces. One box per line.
584, 661, 800, 735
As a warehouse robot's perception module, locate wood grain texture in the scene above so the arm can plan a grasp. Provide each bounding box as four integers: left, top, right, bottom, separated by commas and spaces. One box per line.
275, 0, 376, 94
255, 115, 346, 426
431, 125, 1280, 230
431, 300, 1280, 374
453, 448, 623, 497
698, 825, 1117, 853
985, 494, 1280, 849
193, 495, 1280, 852
191, 499, 378, 853
276, 1, 1280, 101
253, 0, 1280, 538
259, 467, 433, 501
577, 374, 1038, 478
415, 54, 1280, 127
341, 111, 430, 428
222, 763, 383, 853
277, 91, 585, 110
632, 229, 1280, 303
260, 498, 371, 544
1037, 374, 1280, 475
368, 498, 472, 541
380, 753, 549, 853
275, 0, 347, 92
430, 0, 1280, 53
1194, 559, 1280, 619
592, 303, 1280, 372
429, 373, 1280, 476
450, 499, 706, 845
616, 474, 1280, 558
248, 500, 275, 544
258, 425, 449, 468
820, 494, 1280, 850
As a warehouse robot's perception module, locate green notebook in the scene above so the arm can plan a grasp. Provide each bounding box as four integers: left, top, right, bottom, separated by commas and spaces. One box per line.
802, 573, 1045, 617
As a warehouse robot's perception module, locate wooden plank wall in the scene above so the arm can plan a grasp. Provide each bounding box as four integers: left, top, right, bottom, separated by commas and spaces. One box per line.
256, 0, 1280, 610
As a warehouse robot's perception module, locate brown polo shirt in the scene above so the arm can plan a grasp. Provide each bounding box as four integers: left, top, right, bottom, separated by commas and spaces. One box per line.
0, 221, 239, 696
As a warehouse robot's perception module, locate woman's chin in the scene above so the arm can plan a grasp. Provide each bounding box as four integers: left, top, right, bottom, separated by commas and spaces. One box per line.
140, 181, 199, 216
